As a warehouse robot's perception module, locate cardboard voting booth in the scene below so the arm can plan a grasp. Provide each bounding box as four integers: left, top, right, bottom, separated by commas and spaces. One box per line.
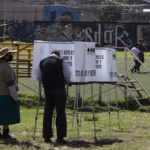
95, 47, 117, 82
31, 41, 117, 83
31, 40, 96, 83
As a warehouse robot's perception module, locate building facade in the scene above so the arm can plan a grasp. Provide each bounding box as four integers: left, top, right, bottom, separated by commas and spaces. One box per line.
0, 0, 150, 49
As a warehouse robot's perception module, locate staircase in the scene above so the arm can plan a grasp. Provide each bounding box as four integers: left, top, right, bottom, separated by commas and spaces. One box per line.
117, 71, 150, 107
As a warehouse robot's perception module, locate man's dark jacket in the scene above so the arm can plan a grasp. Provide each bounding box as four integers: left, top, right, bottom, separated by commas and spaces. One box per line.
40, 56, 66, 90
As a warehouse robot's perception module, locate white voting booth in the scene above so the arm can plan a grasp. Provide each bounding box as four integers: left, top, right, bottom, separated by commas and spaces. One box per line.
32, 40, 117, 83
95, 47, 117, 82
32, 41, 118, 140
32, 41, 96, 83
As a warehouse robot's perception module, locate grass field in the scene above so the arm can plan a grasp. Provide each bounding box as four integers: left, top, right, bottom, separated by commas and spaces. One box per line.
0, 51, 150, 150
0, 108, 150, 150
18, 51, 150, 103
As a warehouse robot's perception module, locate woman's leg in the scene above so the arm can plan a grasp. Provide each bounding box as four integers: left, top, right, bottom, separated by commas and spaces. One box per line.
3, 125, 11, 139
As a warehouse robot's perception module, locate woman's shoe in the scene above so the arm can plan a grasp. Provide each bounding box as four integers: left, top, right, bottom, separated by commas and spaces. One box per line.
3, 129, 12, 139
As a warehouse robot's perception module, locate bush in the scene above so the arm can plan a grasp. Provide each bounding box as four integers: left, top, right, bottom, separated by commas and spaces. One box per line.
19, 93, 44, 107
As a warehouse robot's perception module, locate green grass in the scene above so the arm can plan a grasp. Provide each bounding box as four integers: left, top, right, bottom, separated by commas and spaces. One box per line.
0, 107, 150, 150
17, 53, 150, 112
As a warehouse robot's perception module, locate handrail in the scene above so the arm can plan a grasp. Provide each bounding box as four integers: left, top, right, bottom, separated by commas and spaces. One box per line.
116, 72, 142, 107
129, 71, 150, 98
19, 43, 33, 51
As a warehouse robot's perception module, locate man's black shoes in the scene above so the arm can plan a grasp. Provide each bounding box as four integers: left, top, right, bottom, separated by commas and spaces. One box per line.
56, 138, 68, 145
44, 138, 68, 144
44, 138, 52, 143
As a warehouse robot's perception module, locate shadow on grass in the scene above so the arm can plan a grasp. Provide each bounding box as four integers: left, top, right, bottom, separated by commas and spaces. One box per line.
136, 71, 150, 74
54, 137, 123, 148
0, 137, 123, 149
0, 138, 40, 149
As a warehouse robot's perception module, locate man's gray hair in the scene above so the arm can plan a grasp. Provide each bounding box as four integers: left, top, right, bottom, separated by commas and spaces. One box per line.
51, 49, 60, 56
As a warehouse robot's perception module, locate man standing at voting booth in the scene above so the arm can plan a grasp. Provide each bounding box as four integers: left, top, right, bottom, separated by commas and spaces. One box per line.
37, 49, 71, 144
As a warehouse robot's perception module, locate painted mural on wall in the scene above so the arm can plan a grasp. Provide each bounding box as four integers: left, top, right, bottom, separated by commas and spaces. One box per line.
0, 20, 137, 48
34, 22, 136, 48
9, 20, 34, 42
43, 6, 80, 21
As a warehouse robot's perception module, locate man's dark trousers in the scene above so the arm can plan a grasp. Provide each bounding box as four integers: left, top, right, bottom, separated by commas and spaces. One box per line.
43, 89, 67, 140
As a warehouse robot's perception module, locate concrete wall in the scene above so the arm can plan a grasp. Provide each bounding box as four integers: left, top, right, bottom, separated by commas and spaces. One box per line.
0, 5, 44, 21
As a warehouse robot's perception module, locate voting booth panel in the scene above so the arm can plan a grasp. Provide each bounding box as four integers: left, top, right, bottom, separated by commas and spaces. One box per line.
31, 41, 117, 83
31, 41, 96, 83
95, 48, 117, 82
32, 41, 51, 80
74, 42, 96, 83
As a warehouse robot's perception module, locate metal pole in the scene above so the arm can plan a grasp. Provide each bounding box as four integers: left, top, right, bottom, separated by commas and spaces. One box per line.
108, 85, 111, 131
33, 82, 42, 140
115, 86, 120, 129
98, 84, 102, 105
124, 47, 128, 78
76, 84, 80, 141
124, 47, 128, 106
91, 83, 97, 141
79, 84, 85, 126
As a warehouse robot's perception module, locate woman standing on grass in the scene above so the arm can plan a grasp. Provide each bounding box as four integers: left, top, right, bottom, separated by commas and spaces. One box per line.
0, 47, 20, 139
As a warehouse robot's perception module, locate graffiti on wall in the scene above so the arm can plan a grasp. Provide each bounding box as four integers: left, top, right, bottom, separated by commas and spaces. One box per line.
34, 22, 136, 47
34, 22, 77, 42
0, 20, 137, 48
9, 20, 33, 42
